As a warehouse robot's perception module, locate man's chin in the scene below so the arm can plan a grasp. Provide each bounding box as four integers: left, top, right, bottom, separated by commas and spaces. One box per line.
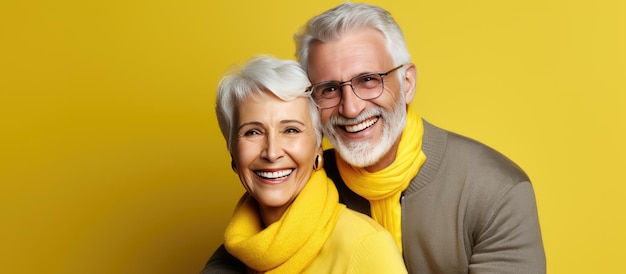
334, 141, 381, 168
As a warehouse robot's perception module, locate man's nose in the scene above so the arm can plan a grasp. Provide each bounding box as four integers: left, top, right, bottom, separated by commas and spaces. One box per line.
338, 84, 366, 118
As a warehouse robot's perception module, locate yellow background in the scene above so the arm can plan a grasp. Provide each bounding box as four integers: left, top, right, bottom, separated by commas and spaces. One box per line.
1, 0, 624, 273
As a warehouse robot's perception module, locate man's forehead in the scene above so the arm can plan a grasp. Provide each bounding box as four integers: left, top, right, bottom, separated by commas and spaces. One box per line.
306, 30, 391, 82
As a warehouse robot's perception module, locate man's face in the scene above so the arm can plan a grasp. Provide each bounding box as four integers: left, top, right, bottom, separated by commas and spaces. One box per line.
307, 29, 413, 171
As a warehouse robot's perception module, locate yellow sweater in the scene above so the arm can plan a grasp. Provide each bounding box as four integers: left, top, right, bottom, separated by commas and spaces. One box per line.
305, 208, 408, 274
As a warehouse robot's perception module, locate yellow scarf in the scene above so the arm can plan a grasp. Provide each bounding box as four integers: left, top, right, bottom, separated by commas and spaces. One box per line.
224, 170, 344, 273
336, 107, 426, 253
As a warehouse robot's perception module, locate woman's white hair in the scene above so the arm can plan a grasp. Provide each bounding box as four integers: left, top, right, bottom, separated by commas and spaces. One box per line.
294, 2, 411, 72
215, 55, 321, 153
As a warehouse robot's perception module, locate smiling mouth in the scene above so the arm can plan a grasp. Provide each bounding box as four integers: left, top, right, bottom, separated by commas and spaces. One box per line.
255, 169, 293, 179
343, 117, 379, 133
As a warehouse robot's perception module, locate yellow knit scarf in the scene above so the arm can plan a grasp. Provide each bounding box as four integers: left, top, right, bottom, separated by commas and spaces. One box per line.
336, 107, 426, 253
224, 170, 344, 273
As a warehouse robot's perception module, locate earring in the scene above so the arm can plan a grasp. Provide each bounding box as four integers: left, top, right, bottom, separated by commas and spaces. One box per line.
231, 160, 238, 173
313, 155, 323, 171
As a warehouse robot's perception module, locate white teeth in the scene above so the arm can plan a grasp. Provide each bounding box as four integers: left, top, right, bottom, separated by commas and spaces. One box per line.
256, 169, 293, 179
345, 117, 378, 133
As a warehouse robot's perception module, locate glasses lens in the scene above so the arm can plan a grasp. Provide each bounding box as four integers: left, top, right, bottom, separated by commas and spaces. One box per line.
312, 82, 341, 108
353, 74, 383, 99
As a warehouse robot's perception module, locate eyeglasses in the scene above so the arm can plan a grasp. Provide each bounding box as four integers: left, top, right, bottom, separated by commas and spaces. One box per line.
306, 64, 404, 109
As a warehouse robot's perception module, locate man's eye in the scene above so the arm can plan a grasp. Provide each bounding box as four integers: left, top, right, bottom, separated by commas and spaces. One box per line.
357, 75, 379, 83
361, 76, 375, 82
322, 86, 338, 93
356, 75, 381, 88
317, 85, 340, 98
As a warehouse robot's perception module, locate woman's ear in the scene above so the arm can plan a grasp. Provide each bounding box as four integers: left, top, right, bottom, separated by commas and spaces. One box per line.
314, 145, 324, 171
230, 154, 238, 174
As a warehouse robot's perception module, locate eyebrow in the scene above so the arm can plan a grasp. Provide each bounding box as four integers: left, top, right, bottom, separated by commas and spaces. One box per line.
313, 71, 382, 85
237, 120, 307, 131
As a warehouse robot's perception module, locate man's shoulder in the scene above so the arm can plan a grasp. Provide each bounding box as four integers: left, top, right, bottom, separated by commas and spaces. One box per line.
424, 120, 530, 184
420, 121, 535, 226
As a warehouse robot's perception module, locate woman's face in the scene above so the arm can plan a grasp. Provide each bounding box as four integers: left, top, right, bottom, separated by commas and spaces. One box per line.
232, 91, 319, 216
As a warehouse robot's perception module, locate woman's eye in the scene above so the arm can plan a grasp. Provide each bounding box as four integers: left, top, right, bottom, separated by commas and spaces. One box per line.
243, 129, 261, 136
285, 127, 301, 134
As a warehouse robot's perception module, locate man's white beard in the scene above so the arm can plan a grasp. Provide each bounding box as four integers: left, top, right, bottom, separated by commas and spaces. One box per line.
323, 97, 407, 168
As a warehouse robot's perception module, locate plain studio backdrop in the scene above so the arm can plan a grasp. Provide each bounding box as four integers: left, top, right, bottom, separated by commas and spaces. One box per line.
1, 0, 624, 273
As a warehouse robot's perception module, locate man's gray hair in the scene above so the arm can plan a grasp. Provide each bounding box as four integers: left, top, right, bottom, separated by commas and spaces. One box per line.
294, 2, 411, 71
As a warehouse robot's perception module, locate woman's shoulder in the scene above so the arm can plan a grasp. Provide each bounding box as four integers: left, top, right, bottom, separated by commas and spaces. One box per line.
327, 207, 394, 248
337, 207, 387, 233
309, 208, 406, 273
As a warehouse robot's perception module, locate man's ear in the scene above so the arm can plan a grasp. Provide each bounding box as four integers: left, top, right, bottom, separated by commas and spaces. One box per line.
402, 63, 417, 104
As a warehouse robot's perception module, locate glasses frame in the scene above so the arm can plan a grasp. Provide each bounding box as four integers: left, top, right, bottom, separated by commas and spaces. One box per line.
307, 64, 404, 109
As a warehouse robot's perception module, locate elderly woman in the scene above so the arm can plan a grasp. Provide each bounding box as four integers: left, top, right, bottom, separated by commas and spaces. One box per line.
207, 55, 407, 273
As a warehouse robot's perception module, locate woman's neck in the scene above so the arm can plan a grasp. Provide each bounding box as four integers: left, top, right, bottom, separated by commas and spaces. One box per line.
259, 204, 289, 227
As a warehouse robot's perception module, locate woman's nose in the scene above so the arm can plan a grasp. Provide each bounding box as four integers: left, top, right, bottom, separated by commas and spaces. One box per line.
260, 133, 283, 162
